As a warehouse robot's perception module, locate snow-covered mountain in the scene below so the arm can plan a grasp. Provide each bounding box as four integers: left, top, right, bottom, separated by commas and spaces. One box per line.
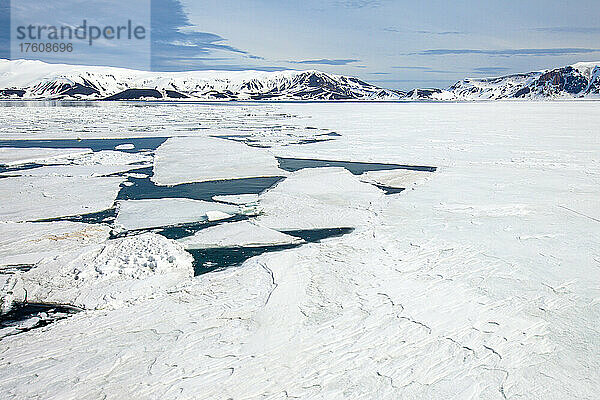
0, 59, 403, 101
419, 61, 600, 101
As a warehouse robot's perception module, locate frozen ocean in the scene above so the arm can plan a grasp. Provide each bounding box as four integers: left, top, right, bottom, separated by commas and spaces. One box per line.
0, 101, 598, 399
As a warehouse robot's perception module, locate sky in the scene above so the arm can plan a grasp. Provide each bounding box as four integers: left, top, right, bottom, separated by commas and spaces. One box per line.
3, 0, 600, 90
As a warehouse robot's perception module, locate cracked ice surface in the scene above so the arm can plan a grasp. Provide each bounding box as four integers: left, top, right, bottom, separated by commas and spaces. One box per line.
152, 136, 286, 185
20, 233, 193, 310
178, 221, 303, 249
255, 167, 384, 230
0, 102, 598, 399
0, 147, 92, 166
0, 221, 110, 266
0, 176, 125, 222
114, 198, 240, 231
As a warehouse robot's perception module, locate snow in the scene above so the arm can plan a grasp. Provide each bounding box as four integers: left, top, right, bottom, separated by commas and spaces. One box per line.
152, 136, 286, 185
0, 147, 91, 166
178, 221, 303, 249
0, 221, 110, 266
0, 176, 124, 222
0, 275, 26, 314
255, 167, 383, 230
360, 169, 433, 189
212, 193, 260, 205
1, 164, 144, 177
66, 150, 152, 166
20, 233, 193, 310
0, 102, 598, 399
114, 198, 239, 231
115, 143, 135, 150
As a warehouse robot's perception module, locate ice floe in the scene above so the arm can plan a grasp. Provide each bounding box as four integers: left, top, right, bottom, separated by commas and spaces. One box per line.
178, 221, 303, 249
0, 147, 91, 166
67, 150, 152, 166
360, 169, 433, 190
114, 198, 240, 231
1, 164, 145, 178
20, 233, 193, 310
0, 221, 110, 266
152, 136, 286, 185
212, 193, 260, 205
0, 176, 124, 222
256, 167, 383, 230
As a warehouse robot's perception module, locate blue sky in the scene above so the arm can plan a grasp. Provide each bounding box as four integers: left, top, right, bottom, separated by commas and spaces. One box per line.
3, 0, 600, 90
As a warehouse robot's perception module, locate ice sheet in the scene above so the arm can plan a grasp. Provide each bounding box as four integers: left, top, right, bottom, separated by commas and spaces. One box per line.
0, 176, 124, 222
114, 198, 240, 231
152, 136, 286, 185
0, 221, 110, 266
178, 221, 303, 249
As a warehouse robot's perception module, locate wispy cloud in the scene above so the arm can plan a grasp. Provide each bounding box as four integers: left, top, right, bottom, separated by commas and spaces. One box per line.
411, 48, 600, 56
533, 27, 600, 34
289, 59, 360, 65
391, 66, 456, 73
335, 0, 384, 9
151, 0, 277, 71
384, 27, 465, 35
472, 67, 511, 74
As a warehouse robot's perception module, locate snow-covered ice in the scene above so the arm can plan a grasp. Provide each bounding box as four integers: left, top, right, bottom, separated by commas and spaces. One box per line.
0, 176, 124, 222
360, 169, 433, 190
20, 233, 193, 310
152, 136, 286, 185
114, 198, 240, 231
0, 147, 91, 166
212, 193, 260, 205
0, 221, 110, 266
0, 102, 598, 399
178, 221, 303, 249
255, 167, 383, 230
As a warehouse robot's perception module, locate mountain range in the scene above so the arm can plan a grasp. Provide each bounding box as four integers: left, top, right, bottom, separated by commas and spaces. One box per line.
0, 59, 599, 101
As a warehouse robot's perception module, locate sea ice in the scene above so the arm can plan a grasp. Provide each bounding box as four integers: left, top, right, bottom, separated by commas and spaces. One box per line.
152, 136, 286, 185
178, 221, 303, 249
0, 221, 110, 266
114, 198, 240, 231
360, 169, 433, 189
212, 193, 260, 205
20, 233, 193, 310
256, 167, 383, 230
0, 147, 91, 166
114, 143, 135, 150
1, 164, 145, 178
0, 176, 124, 222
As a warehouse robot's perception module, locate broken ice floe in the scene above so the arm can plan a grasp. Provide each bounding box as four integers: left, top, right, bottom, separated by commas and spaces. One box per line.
256, 167, 383, 230
152, 136, 287, 185
178, 221, 303, 249
0, 176, 125, 222
114, 198, 241, 231
20, 233, 193, 310
0, 147, 92, 167
0, 221, 110, 266
212, 193, 259, 205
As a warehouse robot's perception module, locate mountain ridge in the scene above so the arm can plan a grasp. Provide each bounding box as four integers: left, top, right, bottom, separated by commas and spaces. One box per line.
1, 59, 599, 101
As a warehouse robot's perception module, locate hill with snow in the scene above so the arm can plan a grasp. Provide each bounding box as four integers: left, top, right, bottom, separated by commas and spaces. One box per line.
413, 62, 600, 101
0, 59, 403, 101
